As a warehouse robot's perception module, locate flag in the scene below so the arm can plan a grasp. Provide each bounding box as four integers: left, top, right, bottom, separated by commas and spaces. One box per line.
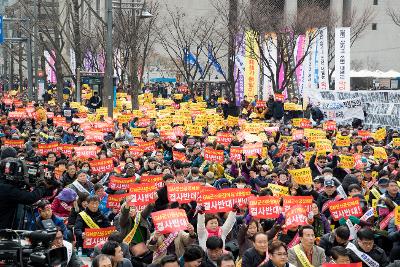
208, 44, 225, 78
183, 48, 204, 76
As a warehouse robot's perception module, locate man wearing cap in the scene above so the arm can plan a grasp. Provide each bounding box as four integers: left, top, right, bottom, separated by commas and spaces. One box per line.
309, 153, 339, 178
368, 173, 390, 205
317, 179, 339, 221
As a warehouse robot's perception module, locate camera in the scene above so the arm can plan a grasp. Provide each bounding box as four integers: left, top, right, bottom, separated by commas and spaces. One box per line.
0, 219, 67, 266
0, 157, 60, 189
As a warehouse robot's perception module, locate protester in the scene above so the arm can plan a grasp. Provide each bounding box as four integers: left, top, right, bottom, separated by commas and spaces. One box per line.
3, 87, 400, 267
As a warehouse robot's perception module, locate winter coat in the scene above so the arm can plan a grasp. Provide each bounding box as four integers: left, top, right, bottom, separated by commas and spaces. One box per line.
119, 203, 154, 245
348, 240, 389, 267
51, 198, 73, 218
288, 244, 326, 267
242, 247, 268, 267
74, 208, 110, 237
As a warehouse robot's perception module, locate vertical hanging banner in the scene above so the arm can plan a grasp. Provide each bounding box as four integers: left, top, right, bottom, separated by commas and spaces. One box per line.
295, 34, 305, 93
44, 50, 57, 83
244, 31, 260, 101
234, 33, 245, 106
263, 33, 277, 99
0, 16, 3, 44
70, 48, 76, 75
317, 27, 329, 90
335, 27, 351, 91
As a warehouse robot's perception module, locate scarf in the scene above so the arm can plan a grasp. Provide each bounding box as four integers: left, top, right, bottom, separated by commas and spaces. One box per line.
207, 227, 222, 238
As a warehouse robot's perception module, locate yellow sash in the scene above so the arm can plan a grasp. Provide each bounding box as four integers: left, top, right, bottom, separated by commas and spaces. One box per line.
79, 211, 100, 229
293, 244, 314, 267
370, 187, 381, 199
123, 212, 141, 244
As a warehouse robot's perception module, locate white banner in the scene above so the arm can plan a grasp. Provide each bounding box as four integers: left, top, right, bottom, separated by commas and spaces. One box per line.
317, 27, 329, 90
335, 27, 351, 91
306, 89, 400, 128
263, 33, 277, 99
70, 48, 76, 75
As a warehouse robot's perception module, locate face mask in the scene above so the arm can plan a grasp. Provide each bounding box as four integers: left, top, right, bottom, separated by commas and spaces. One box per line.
156, 168, 162, 173
380, 188, 387, 193
82, 167, 89, 172
237, 184, 245, 189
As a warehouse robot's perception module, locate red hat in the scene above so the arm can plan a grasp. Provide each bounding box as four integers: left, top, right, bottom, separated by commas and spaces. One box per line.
389, 157, 397, 164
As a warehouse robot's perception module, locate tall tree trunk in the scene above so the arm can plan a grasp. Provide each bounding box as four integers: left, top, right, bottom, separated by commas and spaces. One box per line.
54, 29, 64, 104
18, 43, 23, 92
10, 44, 14, 89
228, 0, 238, 105
130, 29, 139, 110
71, 0, 82, 70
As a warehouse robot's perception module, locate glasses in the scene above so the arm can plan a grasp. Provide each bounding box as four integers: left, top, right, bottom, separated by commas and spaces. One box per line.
360, 240, 374, 247
272, 252, 288, 257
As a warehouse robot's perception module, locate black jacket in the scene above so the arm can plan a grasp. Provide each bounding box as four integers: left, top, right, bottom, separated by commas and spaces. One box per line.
0, 181, 52, 229
348, 241, 389, 267
317, 191, 339, 220
319, 232, 343, 259
74, 208, 110, 237
242, 247, 268, 267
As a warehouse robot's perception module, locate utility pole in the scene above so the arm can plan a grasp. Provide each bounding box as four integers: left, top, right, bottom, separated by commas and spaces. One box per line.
33, 0, 39, 101
104, 0, 114, 118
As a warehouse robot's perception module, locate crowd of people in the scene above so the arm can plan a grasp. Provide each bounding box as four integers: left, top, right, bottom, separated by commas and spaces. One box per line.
1, 85, 400, 267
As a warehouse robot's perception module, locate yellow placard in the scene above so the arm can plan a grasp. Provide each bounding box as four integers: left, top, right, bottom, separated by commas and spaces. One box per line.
304, 151, 315, 163
340, 155, 355, 169
174, 94, 183, 100
304, 129, 326, 142
289, 167, 313, 185
187, 125, 203, 137
393, 138, 400, 147
292, 118, 302, 128
372, 199, 378, 217
284, 103, 302, 111
117, 114, 132, 124
227, 116, 239, 127
373, 128, 386, 141
267, 183, 289, 196
315, 139, 332, 153
374, 147, 388, 160
131, 128, 145, 137
395, 206, 400, 226
336, 135, 350, 147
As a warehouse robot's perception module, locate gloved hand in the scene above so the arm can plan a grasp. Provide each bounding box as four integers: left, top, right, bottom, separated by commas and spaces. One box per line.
349, 216, 360, 225
276, 213, 285, 225
232, 203, 240, 213
196, 205, 205, 215
339, 217, 347, 226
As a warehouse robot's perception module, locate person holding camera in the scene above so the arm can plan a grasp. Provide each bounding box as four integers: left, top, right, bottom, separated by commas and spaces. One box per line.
0, 147, 56, 229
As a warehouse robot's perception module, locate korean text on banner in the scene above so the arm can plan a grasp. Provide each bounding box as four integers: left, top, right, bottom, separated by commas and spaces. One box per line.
90, 158, 114, 174
84, 227, 116, 248
289, 167, 312, 185
335, 27, 351, 91
204, 147, 224, 163
263, 33, 277, 99
283, 196, 313, 212
109, 176, 135, 190
167, 183, 201, 204
152, 209, 189, 234
267, 183, 289, 196
107, 193, 129, 208
200, 188, 251, 213
322, 263, 362, 267
329, 198, 363, 221
395, 206, 400, 226
317, 27, 329, 90
128, 183, 157, 206
244, 31, 259, 101
140, 174, 164, 189
285, 205, 308, 229
248, 196, 281, 219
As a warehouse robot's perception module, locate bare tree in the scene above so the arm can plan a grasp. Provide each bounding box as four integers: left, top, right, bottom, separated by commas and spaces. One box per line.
387, 6, 400, 27
157, 7, 226, 90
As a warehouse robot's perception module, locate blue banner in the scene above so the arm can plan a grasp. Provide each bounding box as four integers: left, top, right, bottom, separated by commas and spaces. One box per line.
0, 16, 3, 44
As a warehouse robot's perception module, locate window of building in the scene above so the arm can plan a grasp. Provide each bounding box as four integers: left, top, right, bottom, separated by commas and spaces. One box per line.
373, 0, 378, 5
372, 23, 377, 30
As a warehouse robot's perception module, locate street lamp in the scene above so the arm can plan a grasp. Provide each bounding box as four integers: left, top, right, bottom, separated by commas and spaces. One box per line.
104, 0, 152, 117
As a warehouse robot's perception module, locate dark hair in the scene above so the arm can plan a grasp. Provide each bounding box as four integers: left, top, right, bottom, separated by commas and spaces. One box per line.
163, 174, 174, 181
348, 184, 362, 192
55, 160, 68, 167
268, 240, 287, 255
101, 241, 120, 257
183, 245, 204, 262
66, 161, 76, 168
91, 254, 111, 267
389, 179, 399, 185
160, 255, 178, 266
335, 226, 350, 240
299, 225, 314, 237
216, 254, 235, 267
205, 214, 219, 226
47, 151, 57, 158
357, 228, 374, 241
87, 195, 100, 203
330, 246, 350, 261
77, 192, 90, 206
37, 199, 50, 210
206, 236, 223, 250
108, 232, 123, 243
94, 183, 104, 192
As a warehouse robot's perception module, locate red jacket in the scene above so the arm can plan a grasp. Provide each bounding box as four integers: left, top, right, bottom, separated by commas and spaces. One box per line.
51, 198, 73, 218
